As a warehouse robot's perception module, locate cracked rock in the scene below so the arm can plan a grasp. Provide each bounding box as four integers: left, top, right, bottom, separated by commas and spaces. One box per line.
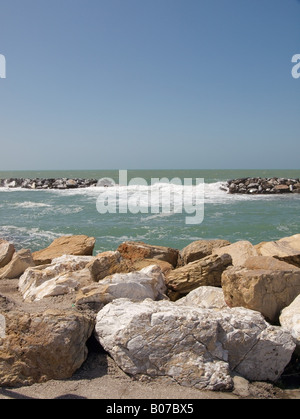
94, 299, 295, 391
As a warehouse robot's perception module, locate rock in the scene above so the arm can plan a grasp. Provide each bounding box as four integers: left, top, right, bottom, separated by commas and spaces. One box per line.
66, 179, 78, 188
0, 239, 15, 269
232, 375, 251, 398
165, 253, 232, 301
117, 241, 179, 268
280, 294, 300, 354
256, 234, 300, 268
212, 240, 258, 266
94, 299, 295, 390
0, 314, 5, 338
221, 256, 300, 323
131, 258, 173, 276
87, 251, 131, 281
175, 286, 228, 310
76, 265, 167, 311
0, 309, 94, 387
180, 239, 231, 265
274, 184, 290, 193
32, 235, 96, 265
0, 249, 35, 279
19, 255, 94, 302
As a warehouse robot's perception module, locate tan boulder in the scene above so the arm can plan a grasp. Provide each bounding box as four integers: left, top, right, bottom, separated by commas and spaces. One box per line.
212, 240, 258, 266
117, 241, 179, 268
180, 239, 231, 264
32, 235, 96, 265
0, 309, 94, 387
131, 258, 173, 276
0, 240, 15, 269
221, 256, 300, 323
165, 253, 232, 301
255, 234, 300, 268
0, 249, 35, 279
87, 251, 131, 281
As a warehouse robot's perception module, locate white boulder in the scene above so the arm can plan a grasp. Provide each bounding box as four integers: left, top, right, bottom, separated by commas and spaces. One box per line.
95, 299, 295, 391
19, 255, 94, 301
76, 265, 167, 310
280, 294, 300, 353
175, 286, 227, 310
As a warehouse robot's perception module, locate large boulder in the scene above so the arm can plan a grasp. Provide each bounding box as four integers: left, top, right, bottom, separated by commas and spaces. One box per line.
0, 249, 35, 279
76, 265, 167, 311
0, 240, 15, 269
117, 241, 179, 268
255, 234, 300, 268
95, 299, 295, 390
175, 286, 228, 310
19, 255, 94, 302
221, 256, 300, 323
87, 251, 132, 281
180, 239, 231, 265
32, 235, 96, 265
0, 309, 94, 387
280, 294, 300, 354
212, 240, 258, 266
165, 253, 232, 301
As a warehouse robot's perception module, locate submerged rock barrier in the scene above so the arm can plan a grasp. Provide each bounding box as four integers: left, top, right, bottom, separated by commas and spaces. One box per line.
226, 177, 300, 195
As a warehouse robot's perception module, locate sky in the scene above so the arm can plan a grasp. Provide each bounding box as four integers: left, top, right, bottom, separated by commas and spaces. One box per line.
0, 0, 300, 170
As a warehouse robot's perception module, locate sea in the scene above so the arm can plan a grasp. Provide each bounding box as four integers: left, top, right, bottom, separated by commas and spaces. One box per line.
0, 169, 299, 254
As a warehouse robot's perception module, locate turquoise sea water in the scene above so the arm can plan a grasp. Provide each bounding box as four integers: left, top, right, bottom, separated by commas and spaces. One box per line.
0, 169, 300, 253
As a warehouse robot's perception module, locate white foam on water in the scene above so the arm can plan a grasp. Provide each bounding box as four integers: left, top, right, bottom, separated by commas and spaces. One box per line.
13, 201, 52, 209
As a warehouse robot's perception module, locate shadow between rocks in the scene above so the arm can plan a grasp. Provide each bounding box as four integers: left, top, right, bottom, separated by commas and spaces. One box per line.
68, 333, 110, 381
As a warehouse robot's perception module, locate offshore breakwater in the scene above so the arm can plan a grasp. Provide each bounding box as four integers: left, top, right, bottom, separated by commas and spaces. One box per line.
1, 176, 300, 194
0, 177, 100, 189
226, 177, 300, 194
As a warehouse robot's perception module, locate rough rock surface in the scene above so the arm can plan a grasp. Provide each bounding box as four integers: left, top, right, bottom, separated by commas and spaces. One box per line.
280, 294, 300, 353
95, 299, 295, 390
0, 309, 94, 387
166, 253, 232, 301
0, 240, 15, 269
175, 286, 228, 310
76, 265, 167, 311
180, 239, 231, 265
221, 256, 300, 323
212, 240, 258, 266
0, 249, 35, 280
117, 241, 179, 268
255, 234, 300, 268
0, 314, 5, 338
32, 235, 96, 265
87, 251, 132, 281
19, 255, 94, 302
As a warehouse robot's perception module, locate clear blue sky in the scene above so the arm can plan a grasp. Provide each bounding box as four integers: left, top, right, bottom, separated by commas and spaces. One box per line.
0, 0, 299, 170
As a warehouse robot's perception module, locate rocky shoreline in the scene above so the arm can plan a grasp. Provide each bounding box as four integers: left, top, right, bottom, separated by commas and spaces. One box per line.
1, 234, 300, 398
226, 177, 300, 194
